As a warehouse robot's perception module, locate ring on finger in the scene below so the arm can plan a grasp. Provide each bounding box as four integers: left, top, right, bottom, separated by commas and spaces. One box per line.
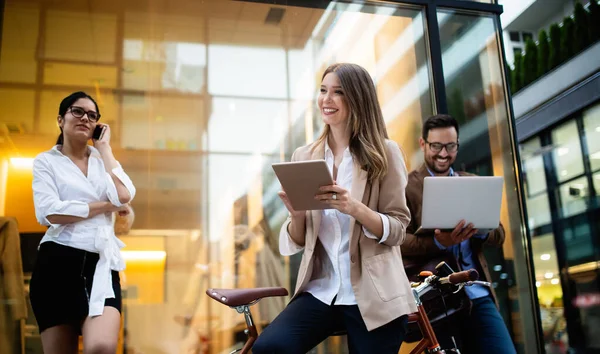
332, 192, 337, 200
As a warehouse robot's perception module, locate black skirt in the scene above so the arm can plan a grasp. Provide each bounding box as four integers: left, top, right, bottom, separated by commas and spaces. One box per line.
29, 241, 122, 334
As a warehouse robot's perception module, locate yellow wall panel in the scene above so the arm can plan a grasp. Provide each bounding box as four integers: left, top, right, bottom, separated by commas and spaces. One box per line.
120, 236, 166, 304
0, 2, 39, 83
5, 163, 45, 233
124, 13, 205, 43
0, 88, 36, 133
39, 90, 72, 136
43, 62, 118, 88
44, 10, 117, 63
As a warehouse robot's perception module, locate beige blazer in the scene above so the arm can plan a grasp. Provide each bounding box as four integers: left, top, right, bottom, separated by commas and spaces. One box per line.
282, 139, 417, 331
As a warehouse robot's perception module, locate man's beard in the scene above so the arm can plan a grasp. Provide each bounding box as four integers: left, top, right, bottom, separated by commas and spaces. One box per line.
426, 156, 452, 175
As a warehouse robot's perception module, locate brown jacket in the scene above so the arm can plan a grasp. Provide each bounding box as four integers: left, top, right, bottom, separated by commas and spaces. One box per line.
400, 164, 505, 301
0, 217, 27, 354
283, 139, 417, 331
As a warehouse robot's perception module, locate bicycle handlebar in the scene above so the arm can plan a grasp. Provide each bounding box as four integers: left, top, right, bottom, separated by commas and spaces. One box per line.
440, 269, 479, 285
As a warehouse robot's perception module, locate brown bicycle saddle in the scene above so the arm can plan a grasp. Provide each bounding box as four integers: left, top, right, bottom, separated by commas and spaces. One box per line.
206, 287, 289, 307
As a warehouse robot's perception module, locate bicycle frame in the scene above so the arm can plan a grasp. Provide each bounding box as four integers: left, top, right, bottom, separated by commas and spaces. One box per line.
408, 273, 448, 354
208, 267, 485, 354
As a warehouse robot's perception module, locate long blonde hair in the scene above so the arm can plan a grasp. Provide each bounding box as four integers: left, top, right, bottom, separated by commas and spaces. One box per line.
314, 63, 389, 182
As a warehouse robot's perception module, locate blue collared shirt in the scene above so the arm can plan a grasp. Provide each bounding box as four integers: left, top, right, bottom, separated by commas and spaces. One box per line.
427, 167, 490, 300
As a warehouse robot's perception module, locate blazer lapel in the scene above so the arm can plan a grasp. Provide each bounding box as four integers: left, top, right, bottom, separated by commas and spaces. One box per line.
349, 161, 367, 245
309, 143, 326, 242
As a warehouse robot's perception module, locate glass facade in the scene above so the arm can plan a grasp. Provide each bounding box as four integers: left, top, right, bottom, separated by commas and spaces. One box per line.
521, 101, 600, 353
0, 1, 538, 353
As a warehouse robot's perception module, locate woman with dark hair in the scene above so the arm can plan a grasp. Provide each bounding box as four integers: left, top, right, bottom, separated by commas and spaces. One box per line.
252, 63, 414, 354
29, 91, 136, 354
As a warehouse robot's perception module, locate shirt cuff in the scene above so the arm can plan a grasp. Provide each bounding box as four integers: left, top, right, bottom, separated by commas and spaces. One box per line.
105, 165, 136, 206
433, 236, 447, 250
279, 220, 304, 256
363, 213, 390, 243
473, 233, 489, 240
44, 200, 90, 224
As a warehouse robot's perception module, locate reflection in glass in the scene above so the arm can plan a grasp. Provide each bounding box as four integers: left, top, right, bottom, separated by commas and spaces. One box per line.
558, 176, 590, 218
562, 215, 594, 263
594, 172, 600, 199
552, 120, 584, 183
583, 103, 600, 172
522, 138, 547, 196
438, 9, 535, 353
208, 98, 287, 154
525, 194, 552, 229
532, 233, 568, 353
521, 138, 552, 229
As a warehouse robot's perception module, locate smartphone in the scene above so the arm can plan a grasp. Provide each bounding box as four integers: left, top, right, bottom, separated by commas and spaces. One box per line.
92, 125, 105, 140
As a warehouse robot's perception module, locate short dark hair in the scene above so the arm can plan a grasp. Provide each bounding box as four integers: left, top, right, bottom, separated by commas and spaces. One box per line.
422, 114, 459, 140
56, 91, 100, 145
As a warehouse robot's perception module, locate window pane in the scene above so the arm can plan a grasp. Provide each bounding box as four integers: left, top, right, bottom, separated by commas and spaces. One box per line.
0, 2, 38, 83
521, 137, 547, 196
593, 171, 600, 202
531, 233, 569, 351
0, 2, 436, 353
558, 176, 590, 218
520, 138, 552, 229
583, 103, 600, 172
526, 193, 552, 229
123, 13, 206, 93
552, 120, 584, 182
438, 10, 534, 353
208, 45, 287, 98
45, 10, 117, 63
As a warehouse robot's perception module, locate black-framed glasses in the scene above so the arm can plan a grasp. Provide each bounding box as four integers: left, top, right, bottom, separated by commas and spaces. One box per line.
425, 140, 459, 153
69, 106, 100, 122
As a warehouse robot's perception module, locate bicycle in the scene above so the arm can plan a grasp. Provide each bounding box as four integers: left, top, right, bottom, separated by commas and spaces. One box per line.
206, 261, 490, 354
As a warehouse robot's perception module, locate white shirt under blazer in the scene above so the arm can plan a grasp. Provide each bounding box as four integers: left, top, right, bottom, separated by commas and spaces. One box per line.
279, 139, 416, 331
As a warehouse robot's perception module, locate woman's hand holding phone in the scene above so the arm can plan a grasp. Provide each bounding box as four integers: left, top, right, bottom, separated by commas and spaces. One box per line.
92, 124, 111, 149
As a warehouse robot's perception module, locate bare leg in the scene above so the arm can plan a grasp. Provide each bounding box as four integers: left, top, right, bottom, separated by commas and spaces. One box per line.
82, 307, 121, 354
40, 325, 79, 354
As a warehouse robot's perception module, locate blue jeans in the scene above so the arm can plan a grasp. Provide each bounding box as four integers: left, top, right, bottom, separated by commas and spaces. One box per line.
438, 295, 516, 354
252, 292, 408, 354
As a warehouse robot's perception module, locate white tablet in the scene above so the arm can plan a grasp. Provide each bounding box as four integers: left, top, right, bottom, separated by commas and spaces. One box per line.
420, 176, 504, 232
272, 160, 335, 211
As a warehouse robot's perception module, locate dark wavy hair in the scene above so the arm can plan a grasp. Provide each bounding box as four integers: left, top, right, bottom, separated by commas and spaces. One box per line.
56, 91, 100, 145
422, 114, 459, 140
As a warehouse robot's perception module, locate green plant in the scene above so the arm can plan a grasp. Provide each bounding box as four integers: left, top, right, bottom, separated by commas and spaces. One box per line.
573, 1, 590, 52
589, 0, 600, 42
549, 23, 562, 69
448, 88, 466, 124
519, 51, 527, 91
511, 52, 523, 93
560, 16, 575, 62
523, 38, 538, 86
537, 30, 550, 77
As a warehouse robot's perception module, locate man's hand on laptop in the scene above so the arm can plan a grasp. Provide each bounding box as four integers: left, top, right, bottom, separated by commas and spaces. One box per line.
434, 220, 478, 247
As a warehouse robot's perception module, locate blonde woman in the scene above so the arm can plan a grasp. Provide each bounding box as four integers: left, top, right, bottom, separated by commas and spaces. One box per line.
253, 63, 415, 354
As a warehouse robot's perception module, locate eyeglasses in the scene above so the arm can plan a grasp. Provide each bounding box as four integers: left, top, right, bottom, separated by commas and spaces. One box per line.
69, 106, 100, 122
425, 140, 459, 153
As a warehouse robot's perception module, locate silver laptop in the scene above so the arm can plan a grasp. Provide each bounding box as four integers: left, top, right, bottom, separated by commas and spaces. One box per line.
420, 176, 504, 232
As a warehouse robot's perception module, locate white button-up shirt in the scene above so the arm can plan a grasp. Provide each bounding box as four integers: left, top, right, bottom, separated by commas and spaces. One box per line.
280, 142, 390, 306
32, 145, 136, 316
